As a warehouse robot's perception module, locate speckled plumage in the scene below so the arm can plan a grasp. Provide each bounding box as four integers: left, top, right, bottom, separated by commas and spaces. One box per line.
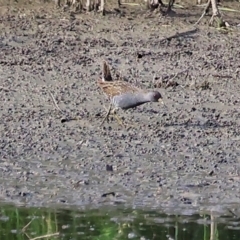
98, 61, 164, 126
98, 80, 162, 109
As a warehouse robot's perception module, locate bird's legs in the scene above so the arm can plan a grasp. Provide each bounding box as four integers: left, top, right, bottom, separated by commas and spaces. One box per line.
112, 108, 124, 127
99, 104, 112, 127
112, 108, 137, 128
100, 104, 125, 127
100, 105, 137, 128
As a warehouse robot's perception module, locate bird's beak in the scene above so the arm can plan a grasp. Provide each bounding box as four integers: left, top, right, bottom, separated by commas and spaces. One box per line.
158, 98, 165, 106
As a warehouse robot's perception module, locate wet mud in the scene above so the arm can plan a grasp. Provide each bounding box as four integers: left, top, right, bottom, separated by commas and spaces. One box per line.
0, 0, 240, 215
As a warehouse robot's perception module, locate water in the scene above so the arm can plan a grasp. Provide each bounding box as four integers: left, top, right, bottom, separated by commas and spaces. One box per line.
0, 204, 239, 240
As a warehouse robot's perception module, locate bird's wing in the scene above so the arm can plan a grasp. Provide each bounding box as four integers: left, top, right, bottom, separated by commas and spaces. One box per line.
98, 80, 144, 98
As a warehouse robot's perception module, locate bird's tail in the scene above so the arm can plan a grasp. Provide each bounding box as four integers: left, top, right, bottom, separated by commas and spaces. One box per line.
102, 60, 113, 81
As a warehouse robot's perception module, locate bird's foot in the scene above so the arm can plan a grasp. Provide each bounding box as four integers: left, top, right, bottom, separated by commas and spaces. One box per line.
99, 105, 112, 127
100, 106, 135, 129
112, 110, 125, 127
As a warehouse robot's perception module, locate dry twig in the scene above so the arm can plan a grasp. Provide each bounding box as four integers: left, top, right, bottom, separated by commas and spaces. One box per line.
29, 232, 60, 240
194, 0, 211, 26
22, 218, 35, 232
49, 91, 63, 113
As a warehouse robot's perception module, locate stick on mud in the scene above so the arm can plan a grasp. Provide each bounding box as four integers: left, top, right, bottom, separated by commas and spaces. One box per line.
49, 91, 63, 113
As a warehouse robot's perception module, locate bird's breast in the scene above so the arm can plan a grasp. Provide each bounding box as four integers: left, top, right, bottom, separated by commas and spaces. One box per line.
112, 93, 148, 110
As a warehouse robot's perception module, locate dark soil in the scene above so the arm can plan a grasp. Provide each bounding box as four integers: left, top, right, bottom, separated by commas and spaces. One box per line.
0, 0, 240, 214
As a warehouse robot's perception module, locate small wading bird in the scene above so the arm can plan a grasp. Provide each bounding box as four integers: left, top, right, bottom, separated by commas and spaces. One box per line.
97, 61, 164, 127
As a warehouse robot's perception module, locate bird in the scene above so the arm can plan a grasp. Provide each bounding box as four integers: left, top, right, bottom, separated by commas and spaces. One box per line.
97, 61, 164, 127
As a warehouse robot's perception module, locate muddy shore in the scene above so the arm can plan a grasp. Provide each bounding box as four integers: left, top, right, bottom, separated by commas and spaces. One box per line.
0, 1, 240, 215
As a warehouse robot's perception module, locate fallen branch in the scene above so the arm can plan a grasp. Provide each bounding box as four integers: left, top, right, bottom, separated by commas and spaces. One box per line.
30, 232, 60, 240
195, 0, 226, 27
194, 0, 211, 26
22, 218, 35, 232
49, 91, 63, 113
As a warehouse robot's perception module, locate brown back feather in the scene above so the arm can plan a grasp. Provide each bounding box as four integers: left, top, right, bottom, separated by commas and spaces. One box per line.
98, 80, 144, 98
